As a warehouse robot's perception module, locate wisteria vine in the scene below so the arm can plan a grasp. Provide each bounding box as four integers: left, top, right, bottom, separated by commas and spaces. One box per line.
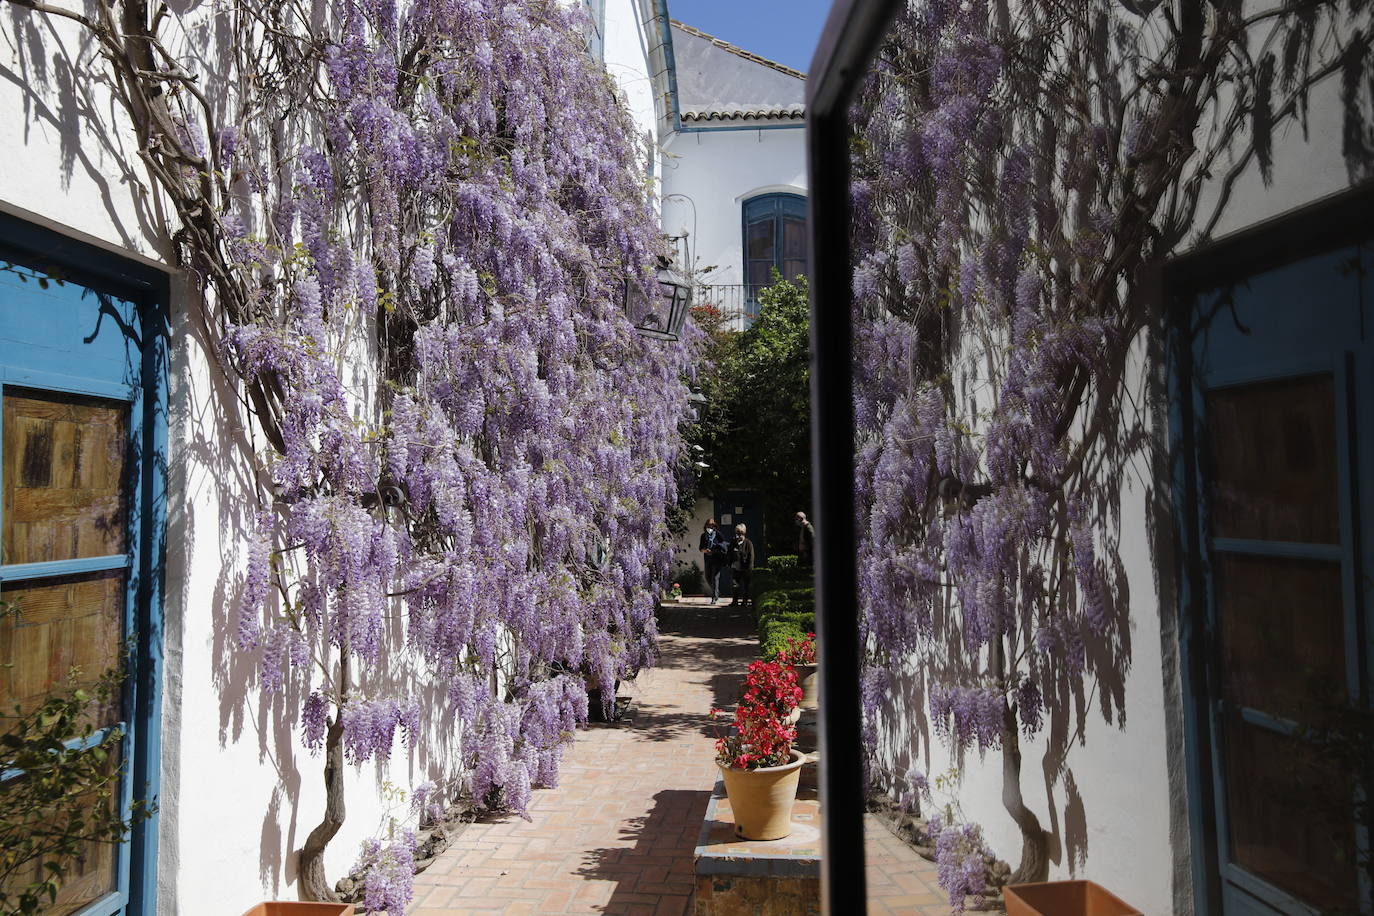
850, 0, 1372, 888
5, 0, 695, 901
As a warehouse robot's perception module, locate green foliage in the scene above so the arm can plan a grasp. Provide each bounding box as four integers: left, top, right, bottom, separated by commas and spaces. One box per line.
754, 573, 815, 661
692, 276, 812, 556
0, 668, 151, 916
766, 554, 799, 574
1285, 694, 1374, 912
676, 562, 704, 596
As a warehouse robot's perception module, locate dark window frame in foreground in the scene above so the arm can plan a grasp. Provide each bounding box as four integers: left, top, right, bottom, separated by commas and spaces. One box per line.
804, 0, 902, 909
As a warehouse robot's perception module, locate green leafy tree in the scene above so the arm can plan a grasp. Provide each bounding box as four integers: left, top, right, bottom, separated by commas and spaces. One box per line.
0, 663, 152, 916
693, 276, 812, 556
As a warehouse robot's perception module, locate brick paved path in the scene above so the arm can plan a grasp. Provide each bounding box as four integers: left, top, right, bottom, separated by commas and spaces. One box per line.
409, 600, 757, 916
409, 597, 952, 915
864, 815, 954, 915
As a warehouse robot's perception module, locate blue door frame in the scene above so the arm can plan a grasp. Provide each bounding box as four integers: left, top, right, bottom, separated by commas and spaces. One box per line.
741, 193, 807, 324
0, 211, 169, 916
1170, 197, 1374, 915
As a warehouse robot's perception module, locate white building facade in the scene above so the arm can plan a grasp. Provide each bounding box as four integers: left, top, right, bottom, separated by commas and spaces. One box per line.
626, 18, 811, 578
658, 21, 808, 331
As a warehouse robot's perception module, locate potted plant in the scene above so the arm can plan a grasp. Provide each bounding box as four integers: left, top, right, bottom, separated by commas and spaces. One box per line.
779, 632, 818, 710
712, 660, 806, 840
1003, 880, 1141, 916
667, 581, 683, 601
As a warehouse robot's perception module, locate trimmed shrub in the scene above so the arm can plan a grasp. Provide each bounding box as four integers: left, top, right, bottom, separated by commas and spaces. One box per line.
755, 582, 815, 661
767, 554, 799, 573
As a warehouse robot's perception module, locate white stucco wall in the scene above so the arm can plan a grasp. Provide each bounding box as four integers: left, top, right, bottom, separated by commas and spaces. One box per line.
660, 125, 807, 299
602, 0, 658, 172
672, 497, 716, 586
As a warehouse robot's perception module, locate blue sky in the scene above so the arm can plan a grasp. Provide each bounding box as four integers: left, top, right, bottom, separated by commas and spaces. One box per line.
667, 0, 832, 74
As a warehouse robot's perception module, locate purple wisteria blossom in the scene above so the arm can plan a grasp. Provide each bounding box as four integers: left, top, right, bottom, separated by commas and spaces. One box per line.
214, 0, 696, 888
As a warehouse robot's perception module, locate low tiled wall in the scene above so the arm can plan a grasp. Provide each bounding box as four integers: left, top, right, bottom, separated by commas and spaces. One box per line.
693, 751, 821, 916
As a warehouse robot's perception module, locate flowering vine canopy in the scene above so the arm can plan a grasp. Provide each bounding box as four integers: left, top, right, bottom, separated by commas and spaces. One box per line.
5, 0, 698, 901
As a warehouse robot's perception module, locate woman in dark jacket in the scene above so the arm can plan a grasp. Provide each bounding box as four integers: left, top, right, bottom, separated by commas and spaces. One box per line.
699, 519, 728, 604
729, 523, 755, 608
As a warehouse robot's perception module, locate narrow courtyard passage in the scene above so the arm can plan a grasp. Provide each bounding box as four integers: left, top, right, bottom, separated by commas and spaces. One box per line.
409, 599, 949, 915
409, 601, 756, 915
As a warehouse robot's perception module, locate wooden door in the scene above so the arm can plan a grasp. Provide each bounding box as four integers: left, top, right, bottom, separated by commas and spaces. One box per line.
0, 246, 166, 916
1184, 239, 1372, 915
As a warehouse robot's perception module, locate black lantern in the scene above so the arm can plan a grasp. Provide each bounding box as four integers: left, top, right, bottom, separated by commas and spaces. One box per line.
625, 261, 692, 341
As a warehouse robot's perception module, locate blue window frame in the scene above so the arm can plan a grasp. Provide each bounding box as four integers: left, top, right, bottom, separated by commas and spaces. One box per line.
741, 193, 806, 323
0, 215, 168, 916
1171, 215, 1374, 915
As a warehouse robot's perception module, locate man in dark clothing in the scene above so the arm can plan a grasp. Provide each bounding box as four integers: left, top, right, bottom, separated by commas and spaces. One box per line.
729, 523, 755, 608
699, 518, 728, 604
795, 511, 815, 567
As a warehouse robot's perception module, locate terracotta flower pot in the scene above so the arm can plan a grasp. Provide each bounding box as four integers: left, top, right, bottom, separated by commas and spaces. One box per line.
587, 679, 624, 722
717, 749, 806, 840
238, 903, 356, 916
1003, 880, 1141, 916
794, 663, 819, 709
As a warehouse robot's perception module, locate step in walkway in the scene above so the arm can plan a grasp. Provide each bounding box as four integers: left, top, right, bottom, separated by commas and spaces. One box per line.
408, 598, 950, 915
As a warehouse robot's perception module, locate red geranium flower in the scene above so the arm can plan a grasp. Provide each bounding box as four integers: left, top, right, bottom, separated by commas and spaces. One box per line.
712, 659, 801, 770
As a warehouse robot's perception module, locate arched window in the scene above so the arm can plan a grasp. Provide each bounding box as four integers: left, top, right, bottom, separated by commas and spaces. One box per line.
742, 193, 807, 319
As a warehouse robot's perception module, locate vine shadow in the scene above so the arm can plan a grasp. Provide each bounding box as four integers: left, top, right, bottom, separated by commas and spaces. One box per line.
573, 788, 705, 915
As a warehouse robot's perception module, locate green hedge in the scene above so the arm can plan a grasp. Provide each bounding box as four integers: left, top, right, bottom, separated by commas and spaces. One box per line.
766, 554, 799, 573
754, 576, 815, 660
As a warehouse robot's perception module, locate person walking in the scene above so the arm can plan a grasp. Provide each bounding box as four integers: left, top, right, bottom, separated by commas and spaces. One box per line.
699, 518, 728, 604
729, 523, 756, 608
795, 511, 815, 567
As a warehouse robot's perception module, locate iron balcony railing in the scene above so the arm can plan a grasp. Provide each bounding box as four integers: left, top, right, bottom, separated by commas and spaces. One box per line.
691, 283, 762, 328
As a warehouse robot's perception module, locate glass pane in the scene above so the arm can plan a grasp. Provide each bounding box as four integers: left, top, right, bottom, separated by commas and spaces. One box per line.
783, 216, 807, 260
742, 196, 777, 222
4, 390, 130, 565
746, 219, 775, 261
1206, 376, 1338, 543
0, 751, 121, 915
1214, 551, 1357, 911
747, 261, 774, 290
783, 259, 807, 282
1224, 716, 1358, 913
0, 570, 125, 735
1214, 554, 1345, 720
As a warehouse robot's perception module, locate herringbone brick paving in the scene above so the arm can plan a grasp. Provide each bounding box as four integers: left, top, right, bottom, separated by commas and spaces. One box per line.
409, 598, 950, 915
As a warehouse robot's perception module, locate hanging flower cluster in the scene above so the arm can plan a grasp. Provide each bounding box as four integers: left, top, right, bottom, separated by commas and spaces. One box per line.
54, 0, 699, 893
227, 0, 688, 773
851, 0, 1131, 782
352, 830, 418, 916
929, 814, 991, 914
